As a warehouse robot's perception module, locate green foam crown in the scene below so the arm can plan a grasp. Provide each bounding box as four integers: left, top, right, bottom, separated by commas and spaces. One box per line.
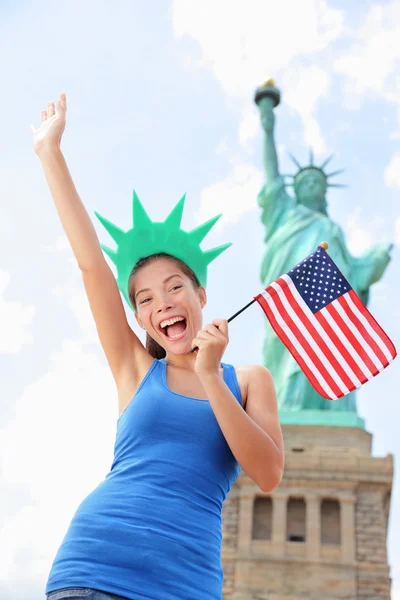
94, 190, 232, 310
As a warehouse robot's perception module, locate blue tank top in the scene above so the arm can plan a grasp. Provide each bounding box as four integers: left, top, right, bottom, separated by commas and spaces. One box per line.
45, 358, 242, 600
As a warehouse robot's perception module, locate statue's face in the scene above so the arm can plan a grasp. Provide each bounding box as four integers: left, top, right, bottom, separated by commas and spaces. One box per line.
295, 171, 327, 212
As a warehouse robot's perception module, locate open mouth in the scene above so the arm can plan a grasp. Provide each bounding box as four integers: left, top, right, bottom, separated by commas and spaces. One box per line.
159, 316, 188, 341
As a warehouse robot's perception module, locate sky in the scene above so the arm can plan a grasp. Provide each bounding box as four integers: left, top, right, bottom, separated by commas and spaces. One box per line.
0, 0, 399, 598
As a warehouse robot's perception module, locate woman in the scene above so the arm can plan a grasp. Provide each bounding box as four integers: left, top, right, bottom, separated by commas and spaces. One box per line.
30, 93, 284, 600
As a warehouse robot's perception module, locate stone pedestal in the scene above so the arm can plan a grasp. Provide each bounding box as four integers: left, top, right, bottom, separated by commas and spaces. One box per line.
221, 425, 393, 600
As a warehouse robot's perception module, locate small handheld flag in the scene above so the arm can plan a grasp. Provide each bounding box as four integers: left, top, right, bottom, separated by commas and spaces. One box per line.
192, 242, 397, 399
254, 242, 397, 400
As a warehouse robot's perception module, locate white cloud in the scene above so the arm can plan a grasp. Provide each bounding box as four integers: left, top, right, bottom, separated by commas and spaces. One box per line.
384, 153, 400, 189
394, 217, 400, 247
195, 161, 263, 228
334, 1, 400, 131
0, 269, 36, 354
0, 337, 116, 593
238, 109, 260, 149
172, 0, 343, 150
344, 206, 387, 255
281, 65, 331, 154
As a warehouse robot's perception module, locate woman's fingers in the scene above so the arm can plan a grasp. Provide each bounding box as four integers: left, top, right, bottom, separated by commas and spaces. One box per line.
41, 110, 47, 122
47, 102, 55, 118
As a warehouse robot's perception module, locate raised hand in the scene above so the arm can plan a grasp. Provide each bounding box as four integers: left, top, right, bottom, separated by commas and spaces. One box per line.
29, 93, 67, 154
259, 97, 275, 133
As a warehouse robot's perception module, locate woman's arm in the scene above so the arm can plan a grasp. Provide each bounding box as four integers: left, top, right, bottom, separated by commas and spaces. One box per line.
31, 94, 148, 383
36, 144, 105, 271
199, 364, 284, 492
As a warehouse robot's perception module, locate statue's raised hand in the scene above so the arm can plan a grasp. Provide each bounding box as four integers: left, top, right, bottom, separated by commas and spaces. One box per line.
29, 93, 67, 154
259, 97, 275, 133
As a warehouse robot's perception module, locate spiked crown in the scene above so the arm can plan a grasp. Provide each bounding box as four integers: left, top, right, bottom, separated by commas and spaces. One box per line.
283, 149, 347, 190
94, 191, 232, 311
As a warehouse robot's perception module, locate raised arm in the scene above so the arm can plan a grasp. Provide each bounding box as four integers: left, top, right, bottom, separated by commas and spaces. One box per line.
30, 94, 148, 384
258, 96, 280, 184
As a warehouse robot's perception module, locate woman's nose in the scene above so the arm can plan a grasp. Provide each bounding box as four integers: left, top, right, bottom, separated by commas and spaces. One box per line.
157, 299, 173, 312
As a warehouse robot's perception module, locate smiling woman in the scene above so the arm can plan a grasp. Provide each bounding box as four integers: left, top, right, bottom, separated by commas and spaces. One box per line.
30, 93, 284, 600
128, 253, 204, 359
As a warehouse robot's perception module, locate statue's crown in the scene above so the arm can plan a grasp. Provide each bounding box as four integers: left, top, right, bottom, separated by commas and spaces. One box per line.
94, 191, 232, 310
283, 149, 346, 189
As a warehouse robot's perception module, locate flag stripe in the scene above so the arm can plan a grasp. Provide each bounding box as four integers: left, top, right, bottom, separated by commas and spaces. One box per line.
339, 293, 390, 367
278, 275, 362, 390
316, 308, 373, 381
256, 292, 336, 399
260, 288, 340, 399
272, 277, 353, 393
263, 286, 343, 398
330, 300, 384, 372
347, 290, 397, 361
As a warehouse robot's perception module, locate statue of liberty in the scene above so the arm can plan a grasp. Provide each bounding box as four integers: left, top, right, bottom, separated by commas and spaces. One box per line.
254, 80, 394, 426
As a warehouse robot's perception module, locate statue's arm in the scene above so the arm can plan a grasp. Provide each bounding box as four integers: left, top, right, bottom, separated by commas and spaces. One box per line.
350, 242, 394, 305
256, 92, 296, 241
259, 97, 280, 184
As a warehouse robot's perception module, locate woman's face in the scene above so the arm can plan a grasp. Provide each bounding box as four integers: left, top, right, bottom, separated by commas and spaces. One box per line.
130, 257, 206, 355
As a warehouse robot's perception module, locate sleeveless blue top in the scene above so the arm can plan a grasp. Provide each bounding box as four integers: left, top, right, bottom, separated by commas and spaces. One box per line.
45, 358, 242, 600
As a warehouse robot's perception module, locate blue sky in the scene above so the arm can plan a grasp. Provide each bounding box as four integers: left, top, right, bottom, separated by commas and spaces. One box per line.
0, 0, 399, 598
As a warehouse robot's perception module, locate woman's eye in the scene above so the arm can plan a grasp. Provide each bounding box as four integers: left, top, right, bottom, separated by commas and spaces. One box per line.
140, 298, 151, 304
171, 285, 182, 292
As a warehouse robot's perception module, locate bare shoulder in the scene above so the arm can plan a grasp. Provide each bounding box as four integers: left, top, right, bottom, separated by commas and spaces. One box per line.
233, 364, 275, 411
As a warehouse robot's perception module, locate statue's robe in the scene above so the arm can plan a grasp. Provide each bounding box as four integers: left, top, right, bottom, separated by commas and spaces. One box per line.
258, 177, 391, 412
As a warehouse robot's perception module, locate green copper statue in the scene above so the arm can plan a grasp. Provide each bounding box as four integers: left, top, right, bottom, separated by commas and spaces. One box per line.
254, 80, 393, 427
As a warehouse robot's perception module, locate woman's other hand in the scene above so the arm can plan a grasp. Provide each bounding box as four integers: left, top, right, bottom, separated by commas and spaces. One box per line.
192, 318, 229, 377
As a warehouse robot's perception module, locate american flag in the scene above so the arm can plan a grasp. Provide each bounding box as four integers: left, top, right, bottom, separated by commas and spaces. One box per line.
254, 245, 397, 400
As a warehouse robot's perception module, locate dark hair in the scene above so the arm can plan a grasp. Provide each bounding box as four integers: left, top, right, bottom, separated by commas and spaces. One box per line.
128, 253, 201, 359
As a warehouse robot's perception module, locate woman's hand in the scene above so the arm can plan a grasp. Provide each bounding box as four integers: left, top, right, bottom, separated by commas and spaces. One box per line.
192, 318, 229, 377
29, 93, 67, 154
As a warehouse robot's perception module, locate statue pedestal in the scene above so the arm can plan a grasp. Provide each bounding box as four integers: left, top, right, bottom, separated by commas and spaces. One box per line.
278, 409, 365, 429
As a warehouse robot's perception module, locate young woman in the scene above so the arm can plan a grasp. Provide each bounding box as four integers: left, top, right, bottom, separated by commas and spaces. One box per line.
30, 93, 284, 600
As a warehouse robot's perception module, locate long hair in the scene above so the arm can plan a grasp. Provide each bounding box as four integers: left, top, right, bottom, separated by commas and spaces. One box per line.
129, 253, 201, 359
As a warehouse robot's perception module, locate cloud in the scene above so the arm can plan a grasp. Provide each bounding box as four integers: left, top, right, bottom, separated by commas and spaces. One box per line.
344, 206, 387, 255
0, 337, 116, 597
195, 159, 263, 228
172, 0, 343, 151
0, 269, 36, 354
334, 0, 400, 131
281, 65, 331, 154
394, 217, 400, 247
238, 109, 260, 150
384, 153, 400, 189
